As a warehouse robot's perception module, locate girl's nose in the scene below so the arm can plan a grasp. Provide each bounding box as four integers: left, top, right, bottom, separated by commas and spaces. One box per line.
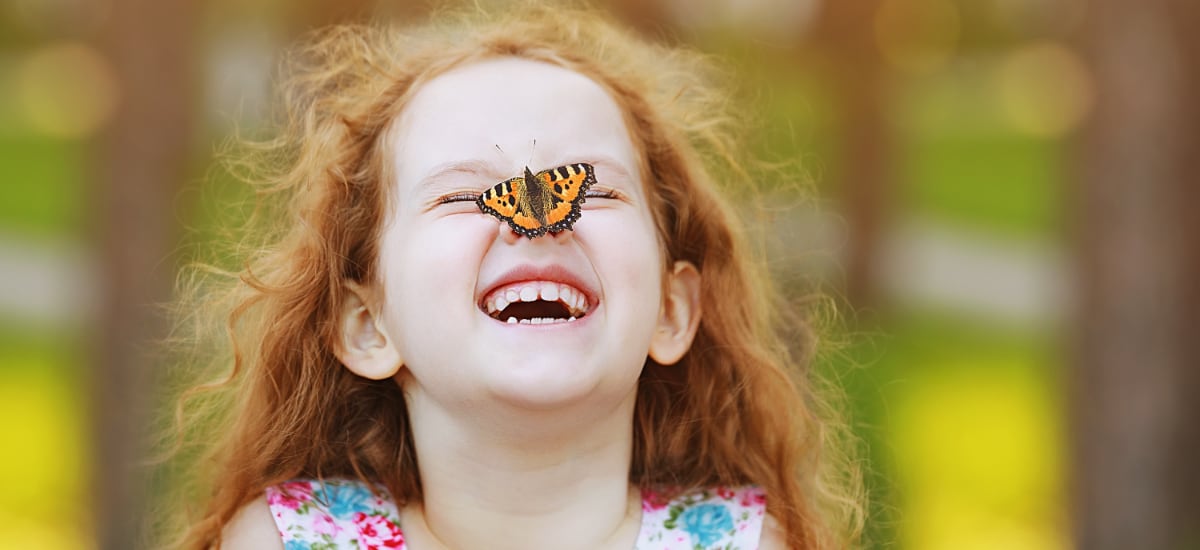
498, 221, 522, 244
548, 227, 575, 243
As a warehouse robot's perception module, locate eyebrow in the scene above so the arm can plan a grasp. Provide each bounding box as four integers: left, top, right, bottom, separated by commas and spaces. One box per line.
416, 154, 637, 190
416, 160, 503, 190
563, 154, 636, 183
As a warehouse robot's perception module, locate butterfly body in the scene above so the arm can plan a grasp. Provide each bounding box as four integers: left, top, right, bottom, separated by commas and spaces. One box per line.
477, 163, 596, 238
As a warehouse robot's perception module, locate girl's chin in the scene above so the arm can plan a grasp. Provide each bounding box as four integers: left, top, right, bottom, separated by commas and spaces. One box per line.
477, 360, 639, 412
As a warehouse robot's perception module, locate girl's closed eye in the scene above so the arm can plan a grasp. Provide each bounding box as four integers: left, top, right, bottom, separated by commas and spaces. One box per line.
430, 191, 483, 212
427, 191, 484, 214
438, 192, 481, 204
584, 187, 625, 202
443, 186, 619, 203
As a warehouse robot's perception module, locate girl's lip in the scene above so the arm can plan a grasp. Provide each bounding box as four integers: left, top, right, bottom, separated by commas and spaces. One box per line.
482, 280, 591, 319
476, 263, 599, 312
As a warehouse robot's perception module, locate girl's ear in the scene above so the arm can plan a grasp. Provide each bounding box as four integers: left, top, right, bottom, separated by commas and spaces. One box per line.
649, 261, 702, 365
335, 282, 403, 380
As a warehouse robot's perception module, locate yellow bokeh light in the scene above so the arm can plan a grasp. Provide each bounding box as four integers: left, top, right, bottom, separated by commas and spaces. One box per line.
0, 368, 90, 549
874, 0, 961, 74
16, 42, 120, 139
0, 517, 93, 550
890, 363, 1067, 550
995, 41, 1094, 138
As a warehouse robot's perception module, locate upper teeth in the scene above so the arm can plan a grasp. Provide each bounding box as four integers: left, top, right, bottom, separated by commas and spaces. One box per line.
484, 280, 589, 318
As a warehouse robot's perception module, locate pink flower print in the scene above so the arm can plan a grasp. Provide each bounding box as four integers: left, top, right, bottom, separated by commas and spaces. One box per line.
354, 512, 405, 549
739, 487, 767, 507
641, 488, 672, 512
267, 482, 313, 510
280, 481, 314, 496
312, 512, 341, 537
716, 486, 735, 500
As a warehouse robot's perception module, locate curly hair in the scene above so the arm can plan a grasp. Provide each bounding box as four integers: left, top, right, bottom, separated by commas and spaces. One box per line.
158, 3, 864, 549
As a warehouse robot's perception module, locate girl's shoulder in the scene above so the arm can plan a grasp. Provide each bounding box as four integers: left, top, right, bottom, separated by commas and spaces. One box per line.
265, 478, 405, 549
263, 479, 770, 550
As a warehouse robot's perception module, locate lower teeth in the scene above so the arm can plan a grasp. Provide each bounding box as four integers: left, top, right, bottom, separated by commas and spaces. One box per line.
505, 316, 579, 325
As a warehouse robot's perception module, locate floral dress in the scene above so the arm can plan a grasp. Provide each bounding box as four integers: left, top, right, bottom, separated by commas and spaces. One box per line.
266, 479, 767, 549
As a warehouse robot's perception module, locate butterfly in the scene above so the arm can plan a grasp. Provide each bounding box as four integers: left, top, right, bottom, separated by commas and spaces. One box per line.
476, 163, 596, 239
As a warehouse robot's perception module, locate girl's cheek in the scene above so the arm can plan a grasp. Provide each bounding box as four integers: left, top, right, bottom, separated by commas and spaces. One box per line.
454, 214, 504, 243
406, 210, 496, 242
380, 212, 491, 271
589, 208, 656, 240
420, 215, 497, 260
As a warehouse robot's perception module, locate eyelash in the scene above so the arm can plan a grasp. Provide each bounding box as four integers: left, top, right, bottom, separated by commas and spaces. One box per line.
438, 193, 480, 204
585, 188, 619, 199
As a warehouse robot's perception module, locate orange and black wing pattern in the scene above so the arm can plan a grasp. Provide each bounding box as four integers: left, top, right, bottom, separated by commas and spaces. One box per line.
477, 163, 595, 239
477, 175, 530, 232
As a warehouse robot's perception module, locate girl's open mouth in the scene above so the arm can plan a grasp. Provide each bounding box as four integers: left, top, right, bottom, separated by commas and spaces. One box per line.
480, 280, 592, 325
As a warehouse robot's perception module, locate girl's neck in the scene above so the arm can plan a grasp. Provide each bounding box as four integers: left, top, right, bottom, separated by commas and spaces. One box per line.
400, 387, 642, 550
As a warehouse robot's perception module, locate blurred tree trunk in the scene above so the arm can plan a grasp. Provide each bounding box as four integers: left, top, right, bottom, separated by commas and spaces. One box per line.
94, 0, 197, 548
814, 0, 895, 310
607, 0, 674, 37
1073, 0, 1200, 548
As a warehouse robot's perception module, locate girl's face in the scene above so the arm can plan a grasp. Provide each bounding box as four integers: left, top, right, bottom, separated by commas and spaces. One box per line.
366, 57, 693, 412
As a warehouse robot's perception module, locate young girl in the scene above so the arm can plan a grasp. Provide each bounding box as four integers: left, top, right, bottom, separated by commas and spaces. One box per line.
164, 4, 862, 549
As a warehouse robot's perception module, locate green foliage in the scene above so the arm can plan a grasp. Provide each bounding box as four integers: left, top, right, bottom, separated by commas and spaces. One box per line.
0, 137, 87, 238
904, 133, 1063, 237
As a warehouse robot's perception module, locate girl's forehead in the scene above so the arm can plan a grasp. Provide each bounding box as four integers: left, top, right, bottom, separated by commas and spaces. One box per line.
389, 57, 641, 190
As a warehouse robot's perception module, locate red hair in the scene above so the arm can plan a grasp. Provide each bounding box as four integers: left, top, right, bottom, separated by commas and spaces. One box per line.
159, 4, 863, 548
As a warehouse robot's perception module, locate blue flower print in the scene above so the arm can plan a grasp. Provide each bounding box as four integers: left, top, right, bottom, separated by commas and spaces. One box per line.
679, 502, 735, 548
284, 540, 310, 550
312, 481, 374, 519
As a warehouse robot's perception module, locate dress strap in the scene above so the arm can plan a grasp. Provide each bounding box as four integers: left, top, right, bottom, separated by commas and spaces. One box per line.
636, 486, 768, 549
265, 478, 406, 549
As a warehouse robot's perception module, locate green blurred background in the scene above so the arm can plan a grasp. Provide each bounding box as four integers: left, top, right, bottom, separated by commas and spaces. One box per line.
1, 0, 1196, 548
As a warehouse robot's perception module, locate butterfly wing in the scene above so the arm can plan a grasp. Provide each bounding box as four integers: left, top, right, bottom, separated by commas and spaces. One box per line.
508, 211, 545, 237
539, 163, 595, 233
477, 175, 547, 238
478, 176, 520, 219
